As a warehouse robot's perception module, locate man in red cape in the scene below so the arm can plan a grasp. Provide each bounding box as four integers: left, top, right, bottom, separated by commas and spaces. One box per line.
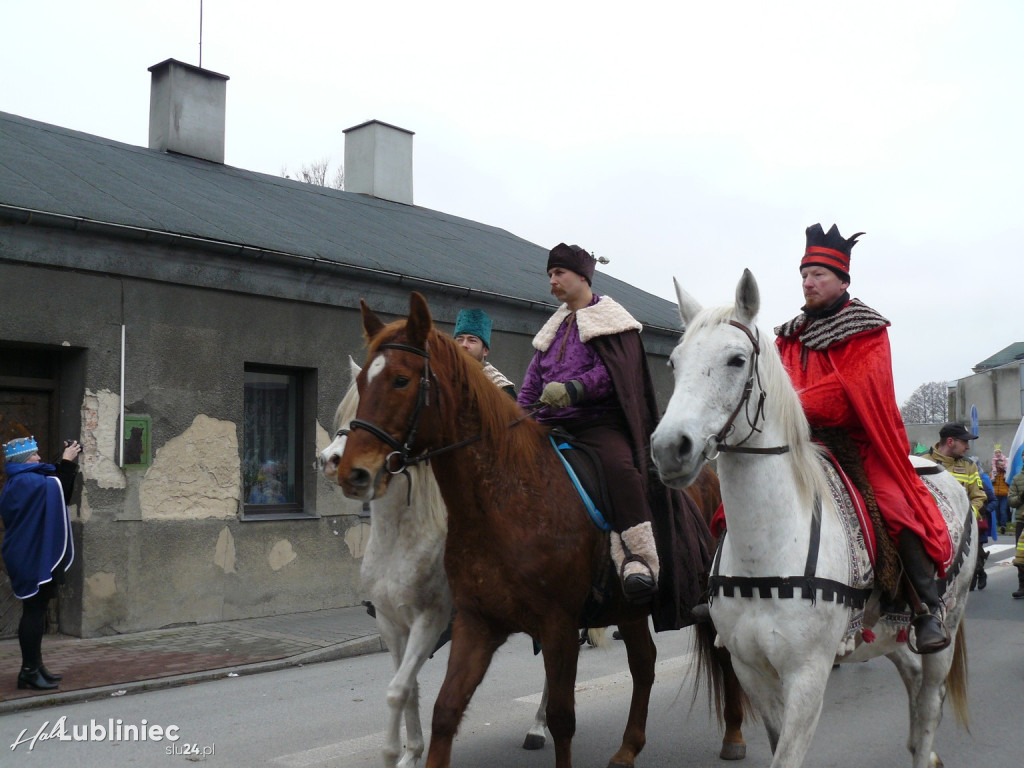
775, 224, 953, 654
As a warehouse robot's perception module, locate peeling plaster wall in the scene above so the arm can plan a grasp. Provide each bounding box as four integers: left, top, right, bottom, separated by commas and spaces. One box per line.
140, 415, 240, 520
80, 389, 127, 490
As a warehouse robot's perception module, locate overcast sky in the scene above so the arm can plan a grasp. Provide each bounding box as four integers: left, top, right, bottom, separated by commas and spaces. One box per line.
4, 0, 1021, 402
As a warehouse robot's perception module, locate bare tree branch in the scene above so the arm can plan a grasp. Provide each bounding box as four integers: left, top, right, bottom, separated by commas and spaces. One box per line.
281, 158, 344, 189
900, 381, 949, 424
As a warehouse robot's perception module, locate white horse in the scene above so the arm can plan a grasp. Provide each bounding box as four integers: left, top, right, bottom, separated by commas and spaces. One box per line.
650, 270, 973, 768
323, 358, 452, 768
321, 359, 599, 767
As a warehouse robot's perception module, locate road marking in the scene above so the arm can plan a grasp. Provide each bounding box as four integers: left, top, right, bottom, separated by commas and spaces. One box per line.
985, 543, 1014, 554
514, 651, 697, 706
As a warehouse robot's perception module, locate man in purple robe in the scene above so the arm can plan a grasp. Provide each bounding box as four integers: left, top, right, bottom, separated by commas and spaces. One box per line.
519, 244, 712, 628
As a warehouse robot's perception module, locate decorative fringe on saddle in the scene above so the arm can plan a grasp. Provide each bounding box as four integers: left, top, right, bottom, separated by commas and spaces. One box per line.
812, 427, 901, 598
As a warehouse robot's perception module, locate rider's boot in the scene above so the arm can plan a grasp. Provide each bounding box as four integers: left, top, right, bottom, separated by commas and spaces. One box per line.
1013, 566, 1024, 600
611, 522, 660, 604
690, 601, 712, 624
897, 530, 950, 655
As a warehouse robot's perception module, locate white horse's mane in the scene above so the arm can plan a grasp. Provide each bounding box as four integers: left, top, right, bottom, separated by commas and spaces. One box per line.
334, 371, 447, 532
685, 305, 828, 506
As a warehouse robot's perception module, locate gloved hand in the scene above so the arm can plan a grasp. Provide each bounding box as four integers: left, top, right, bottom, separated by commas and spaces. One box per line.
539, 380, 584, 408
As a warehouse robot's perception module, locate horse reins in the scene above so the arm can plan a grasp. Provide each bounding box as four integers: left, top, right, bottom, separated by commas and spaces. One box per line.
702, 319, 790, 460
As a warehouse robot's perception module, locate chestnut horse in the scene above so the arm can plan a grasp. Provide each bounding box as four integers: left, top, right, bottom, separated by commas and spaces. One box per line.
328, 291, 746, 768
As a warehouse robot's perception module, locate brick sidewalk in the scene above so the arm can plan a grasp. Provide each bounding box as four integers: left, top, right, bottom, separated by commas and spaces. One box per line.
0, 605, 382, 710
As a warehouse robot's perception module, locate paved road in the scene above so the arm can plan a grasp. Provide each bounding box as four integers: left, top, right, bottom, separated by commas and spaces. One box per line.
1, 548, 1020, 767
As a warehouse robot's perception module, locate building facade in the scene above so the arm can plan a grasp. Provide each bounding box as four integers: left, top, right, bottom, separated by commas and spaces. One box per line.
904, 344, 1024, 465
0, 60, 686, 637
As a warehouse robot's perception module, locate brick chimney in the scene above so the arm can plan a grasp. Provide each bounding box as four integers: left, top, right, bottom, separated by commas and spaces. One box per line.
148, 58, 229, 163
343, 120, 414, 204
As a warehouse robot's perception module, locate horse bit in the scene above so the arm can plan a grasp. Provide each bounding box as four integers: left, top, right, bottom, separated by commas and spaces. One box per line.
701, 319, 790, 460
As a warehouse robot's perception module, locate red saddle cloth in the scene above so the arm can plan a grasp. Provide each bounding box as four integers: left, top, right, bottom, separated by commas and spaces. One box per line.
708, 450, 878, 567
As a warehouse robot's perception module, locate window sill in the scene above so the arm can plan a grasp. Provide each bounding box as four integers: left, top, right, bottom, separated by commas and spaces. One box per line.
240, 510, 320, 522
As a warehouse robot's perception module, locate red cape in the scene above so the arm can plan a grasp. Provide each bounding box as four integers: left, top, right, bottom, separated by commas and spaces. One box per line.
777, 323, 952, 575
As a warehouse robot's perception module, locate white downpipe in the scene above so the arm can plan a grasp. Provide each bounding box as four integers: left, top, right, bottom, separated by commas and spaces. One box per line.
119, 324, 125, 468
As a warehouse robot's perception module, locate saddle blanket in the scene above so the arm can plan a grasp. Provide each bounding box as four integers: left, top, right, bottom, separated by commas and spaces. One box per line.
711, 453, 969, 655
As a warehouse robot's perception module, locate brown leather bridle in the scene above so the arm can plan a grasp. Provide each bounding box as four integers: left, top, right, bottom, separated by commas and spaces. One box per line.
701, 319, 790, 460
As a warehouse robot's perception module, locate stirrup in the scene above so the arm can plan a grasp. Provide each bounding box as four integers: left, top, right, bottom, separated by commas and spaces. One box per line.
907, 611, 950, 655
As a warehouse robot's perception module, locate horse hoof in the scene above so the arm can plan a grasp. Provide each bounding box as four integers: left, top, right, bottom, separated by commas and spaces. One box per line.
720, 741, 747, 760
522, 733, 545, 750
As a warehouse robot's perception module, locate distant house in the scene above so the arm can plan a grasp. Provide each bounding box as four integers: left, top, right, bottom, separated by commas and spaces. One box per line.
0, 60, 685, 637
904, 343, 1024, 465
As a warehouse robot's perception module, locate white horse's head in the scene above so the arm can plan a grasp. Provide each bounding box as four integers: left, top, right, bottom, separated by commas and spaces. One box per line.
651, 270, 762, 488
320, 357, 362, 482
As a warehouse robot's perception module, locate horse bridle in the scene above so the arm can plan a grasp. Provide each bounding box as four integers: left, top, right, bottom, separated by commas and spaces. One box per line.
344, 340, 497, 474
701, 319, 790, 460
346, 341, 440, 475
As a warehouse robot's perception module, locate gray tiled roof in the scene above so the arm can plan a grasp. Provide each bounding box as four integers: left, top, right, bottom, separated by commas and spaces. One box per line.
973, 342, 1024, 371
0, 111, 682, 332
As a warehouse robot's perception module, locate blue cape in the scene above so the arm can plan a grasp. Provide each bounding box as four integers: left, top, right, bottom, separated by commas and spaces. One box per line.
0, 463, 74, 599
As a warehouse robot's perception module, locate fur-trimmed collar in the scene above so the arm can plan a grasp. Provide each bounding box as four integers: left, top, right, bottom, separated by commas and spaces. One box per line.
532, 295, 642, 352
774, 298, 889, 351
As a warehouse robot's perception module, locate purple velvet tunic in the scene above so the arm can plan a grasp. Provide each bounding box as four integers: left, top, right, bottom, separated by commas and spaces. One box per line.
518, 295, 616, 422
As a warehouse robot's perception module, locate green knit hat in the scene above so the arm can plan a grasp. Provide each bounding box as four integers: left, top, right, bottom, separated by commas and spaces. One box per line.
453, 309, 492, 349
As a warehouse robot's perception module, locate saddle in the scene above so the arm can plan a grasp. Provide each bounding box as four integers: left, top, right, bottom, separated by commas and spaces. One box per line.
812, 427, 901, 597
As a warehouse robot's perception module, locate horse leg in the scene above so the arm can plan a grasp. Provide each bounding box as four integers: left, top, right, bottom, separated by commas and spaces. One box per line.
729, 655, 782, 755
376, 615, 412, 768
716, 646, 748, 761
393, 611, 451, 768
605, 619, 656, 768
523, 677, 549, 750
424, 613, 505, 768
764, 655, 833, 768
889, 644, 950, 768
539, 621, 583, 768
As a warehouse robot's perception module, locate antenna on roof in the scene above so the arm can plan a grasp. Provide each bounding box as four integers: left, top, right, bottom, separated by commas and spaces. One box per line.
198, 0, 204, 68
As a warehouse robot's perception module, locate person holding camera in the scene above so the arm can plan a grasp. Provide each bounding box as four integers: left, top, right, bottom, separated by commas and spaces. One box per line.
0, 435, 80, 690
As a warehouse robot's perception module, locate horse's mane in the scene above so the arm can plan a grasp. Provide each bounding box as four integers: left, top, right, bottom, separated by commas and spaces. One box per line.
368, 321, 545, 476
333, 362, 447, 532
687, 305, 827, 505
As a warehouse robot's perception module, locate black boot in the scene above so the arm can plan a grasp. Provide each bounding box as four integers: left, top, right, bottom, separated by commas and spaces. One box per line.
897, 531, 950, 655
17, 667, 58, 691
38, 663, 62, 683
1013, 566, 1024, 600
690, 602, 712, 624
976, 548, 989, 591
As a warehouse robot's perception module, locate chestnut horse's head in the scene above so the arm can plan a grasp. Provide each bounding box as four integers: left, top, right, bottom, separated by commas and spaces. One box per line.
334, 291, 440, 501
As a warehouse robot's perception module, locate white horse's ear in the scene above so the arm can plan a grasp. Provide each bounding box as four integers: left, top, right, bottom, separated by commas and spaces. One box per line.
673, 277, 703, 328
735, 269, 760, 325
348, 356, 362, 380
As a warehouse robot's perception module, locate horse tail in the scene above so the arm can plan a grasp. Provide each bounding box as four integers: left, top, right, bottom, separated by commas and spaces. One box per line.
585, 627, 610, 648
690, 620, 753, 728
946, 619, 970, 731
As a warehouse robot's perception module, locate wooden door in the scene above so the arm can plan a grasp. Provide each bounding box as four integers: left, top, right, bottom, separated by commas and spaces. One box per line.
0, 371, 59, 638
